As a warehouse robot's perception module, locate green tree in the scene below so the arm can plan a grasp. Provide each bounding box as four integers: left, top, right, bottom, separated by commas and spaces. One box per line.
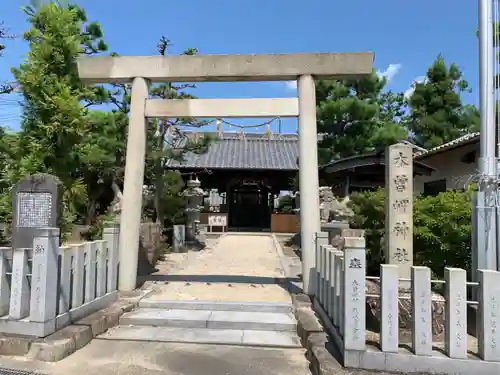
406, 55, 479, 149
8, 1, 108, 231
0, 21, 15, 94
317, 71, 407, 164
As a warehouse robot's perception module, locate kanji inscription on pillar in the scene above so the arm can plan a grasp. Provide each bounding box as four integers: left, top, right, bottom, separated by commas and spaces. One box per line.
385, 144, 413, 279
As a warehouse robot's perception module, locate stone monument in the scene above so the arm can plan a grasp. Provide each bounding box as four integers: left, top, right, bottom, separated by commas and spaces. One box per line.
183, 177, 206, 248
365, 143, 445, 342
12, 173, 62, 249
384, 143, 413, 279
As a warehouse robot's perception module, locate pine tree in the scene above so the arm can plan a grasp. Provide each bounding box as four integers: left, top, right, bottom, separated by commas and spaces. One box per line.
406, 55, 479, 149
317, 72, 407, 164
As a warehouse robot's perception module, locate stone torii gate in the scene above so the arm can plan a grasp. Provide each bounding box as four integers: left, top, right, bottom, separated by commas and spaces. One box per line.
76, 52, 373, 293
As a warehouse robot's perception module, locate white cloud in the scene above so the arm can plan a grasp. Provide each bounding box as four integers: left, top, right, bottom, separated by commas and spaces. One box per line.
404, 76, 427, 98
284, 80, 297, 90
376, 63, 402, 82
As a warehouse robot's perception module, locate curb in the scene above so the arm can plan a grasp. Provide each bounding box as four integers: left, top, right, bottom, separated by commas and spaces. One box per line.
0, 289, 153, 362
292, 294, 413, 375
291, 293, 354, 375
271, 233, 290, 278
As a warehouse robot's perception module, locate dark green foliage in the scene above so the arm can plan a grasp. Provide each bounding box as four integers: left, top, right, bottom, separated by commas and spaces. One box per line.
0, 3, 211, 240
317, 71, 407, 164
407, 55, 479, 149
349, 189, 472, 278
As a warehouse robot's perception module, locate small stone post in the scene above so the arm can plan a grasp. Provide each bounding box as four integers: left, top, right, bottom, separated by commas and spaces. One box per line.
385, 143, 413, 280
478, 269, 500, 361
0, 248, 10, 316
342, 236, 366, 351
9, 248, 30, 319
173, 224, 185, 252
103, 223, 120, 292
29, 228, 59, 323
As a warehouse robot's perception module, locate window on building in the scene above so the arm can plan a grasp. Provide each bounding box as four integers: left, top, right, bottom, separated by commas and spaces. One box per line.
423, 179, 447, 196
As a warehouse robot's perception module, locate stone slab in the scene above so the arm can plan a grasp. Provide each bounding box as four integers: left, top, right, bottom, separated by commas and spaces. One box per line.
100, 325, 301, 348
146, 98, 299, 118
77, 52, 374, 83
242, 330, 301, 348
120, 308, 211, 328
27, 325, 93, 362
120, 308, 296, 332
207, 311, 296, 331
138, 299, 293, 313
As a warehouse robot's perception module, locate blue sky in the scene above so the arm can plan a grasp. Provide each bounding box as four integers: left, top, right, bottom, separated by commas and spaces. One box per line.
0, 0, 480, 133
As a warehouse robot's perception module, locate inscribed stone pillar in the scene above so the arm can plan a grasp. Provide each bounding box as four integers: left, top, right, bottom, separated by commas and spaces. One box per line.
30, 228, 59, 323
385, 144, 413, 279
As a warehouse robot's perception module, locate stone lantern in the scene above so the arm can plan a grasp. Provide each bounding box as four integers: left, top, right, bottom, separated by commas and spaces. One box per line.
183, 177, 205, 245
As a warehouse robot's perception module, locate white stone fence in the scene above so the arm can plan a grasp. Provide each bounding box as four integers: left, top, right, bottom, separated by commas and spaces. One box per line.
313, 231, 500, 374
0, 224, 120, 337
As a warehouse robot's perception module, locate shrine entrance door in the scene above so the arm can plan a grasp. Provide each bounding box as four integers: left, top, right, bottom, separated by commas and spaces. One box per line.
228, 180, 271, 231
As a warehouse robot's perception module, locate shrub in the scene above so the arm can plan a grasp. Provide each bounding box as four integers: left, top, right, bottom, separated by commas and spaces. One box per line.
349, 188, 472, 278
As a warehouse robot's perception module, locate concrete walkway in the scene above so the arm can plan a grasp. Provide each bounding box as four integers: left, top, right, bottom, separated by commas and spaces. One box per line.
0, 341, 311, 375
146, 233, 291, 303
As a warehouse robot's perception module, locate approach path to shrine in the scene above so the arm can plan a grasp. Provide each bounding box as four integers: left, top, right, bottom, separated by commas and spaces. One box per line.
145, 233, 292, 303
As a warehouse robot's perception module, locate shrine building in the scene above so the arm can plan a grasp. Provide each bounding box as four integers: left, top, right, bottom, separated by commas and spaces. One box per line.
165, 132, 299, 233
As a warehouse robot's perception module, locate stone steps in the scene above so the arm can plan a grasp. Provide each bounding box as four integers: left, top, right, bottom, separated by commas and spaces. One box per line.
120, 308, 296, 331
98, 325, 301, 348
99, 299, 301, 348
139, 299, 293, 313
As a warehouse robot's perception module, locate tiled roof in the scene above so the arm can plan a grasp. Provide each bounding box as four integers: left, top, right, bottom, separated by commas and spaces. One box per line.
415, 132, 480, 158
165, 132, 299, 170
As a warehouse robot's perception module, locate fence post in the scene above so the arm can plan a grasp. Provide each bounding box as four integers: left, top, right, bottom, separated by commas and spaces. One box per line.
380, 264, 399, 353
72, 244, 85, 308
9, 248, 30, 319
333, 251, 343, 329
0, 248, 11, 316
84, 241, 97, 303
343, 236, 366, 351
29, 228, 59, 323
444, 267, 467, 359
320, 244, 327, 306
103, 223, 120, 292
58, 246, 72, 315
411, 266, 432, 356
478, 269, 500, 361
96, 240, 107, 297
314, 232, 328, 298
326, 246, 334, 319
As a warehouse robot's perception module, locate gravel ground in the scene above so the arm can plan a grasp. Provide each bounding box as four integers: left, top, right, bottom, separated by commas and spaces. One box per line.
145, 234, 292, 302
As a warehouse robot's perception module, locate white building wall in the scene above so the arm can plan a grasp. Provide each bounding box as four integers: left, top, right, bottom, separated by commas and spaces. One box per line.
414, 143, 479, 195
